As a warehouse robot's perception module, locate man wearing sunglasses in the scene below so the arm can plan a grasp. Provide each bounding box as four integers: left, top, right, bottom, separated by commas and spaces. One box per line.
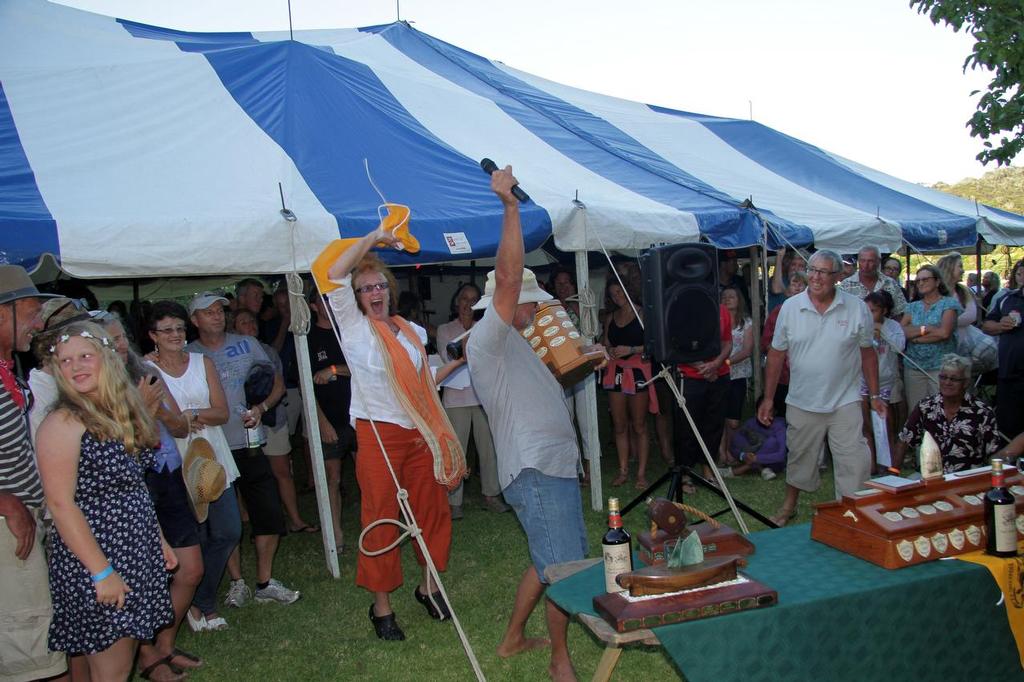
0, 265, 67, 681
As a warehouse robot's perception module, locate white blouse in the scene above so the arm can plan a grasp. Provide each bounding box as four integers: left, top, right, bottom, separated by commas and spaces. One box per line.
327, 274, 427, 429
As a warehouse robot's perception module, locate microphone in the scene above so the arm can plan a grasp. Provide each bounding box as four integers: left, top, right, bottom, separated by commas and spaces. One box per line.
480, 158, 530, 203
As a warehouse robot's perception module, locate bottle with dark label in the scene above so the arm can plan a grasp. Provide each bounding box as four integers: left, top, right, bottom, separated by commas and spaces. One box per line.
602, 497, 633, 593
985, 458, 1018, 557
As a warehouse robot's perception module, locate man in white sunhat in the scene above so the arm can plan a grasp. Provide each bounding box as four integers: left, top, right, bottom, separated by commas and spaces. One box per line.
0, 265, 67, 682
186, 292, 300, 607
467, 167, 604, 682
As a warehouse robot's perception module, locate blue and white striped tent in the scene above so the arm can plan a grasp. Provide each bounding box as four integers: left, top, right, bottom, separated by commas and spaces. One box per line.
2, 0, 1023, 278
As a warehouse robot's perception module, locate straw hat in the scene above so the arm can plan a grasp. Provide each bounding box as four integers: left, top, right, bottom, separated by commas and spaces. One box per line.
181, 437, 227, 523
472, 268, 553, 310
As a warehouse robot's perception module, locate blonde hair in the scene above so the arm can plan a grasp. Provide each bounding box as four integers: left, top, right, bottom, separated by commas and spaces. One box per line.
49, 321, 158, 455
935, 252, 968, 306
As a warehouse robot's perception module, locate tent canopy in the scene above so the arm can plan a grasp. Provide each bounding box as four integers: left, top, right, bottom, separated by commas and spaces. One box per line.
2, 0, 1023, 278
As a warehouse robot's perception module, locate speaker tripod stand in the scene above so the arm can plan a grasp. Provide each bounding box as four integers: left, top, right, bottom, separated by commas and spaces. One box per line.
619, 367, 779, 529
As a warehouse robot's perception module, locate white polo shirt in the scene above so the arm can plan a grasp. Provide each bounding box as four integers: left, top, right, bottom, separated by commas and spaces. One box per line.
771, 289, 873, 413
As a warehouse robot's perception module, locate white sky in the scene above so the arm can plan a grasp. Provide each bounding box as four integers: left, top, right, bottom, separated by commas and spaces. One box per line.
55, 0, 1012, 186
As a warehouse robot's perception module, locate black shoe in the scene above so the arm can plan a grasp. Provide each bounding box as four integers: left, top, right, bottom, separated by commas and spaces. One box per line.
369, 604, 405, 640
414, 587, 451, 621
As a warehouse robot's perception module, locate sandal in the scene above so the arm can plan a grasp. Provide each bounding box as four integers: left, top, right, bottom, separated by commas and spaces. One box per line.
770, 507, 798, 528
681, 477, 697, 496
287, 524, 320, 535
634, 478, 649, 490
369, 604, 405, 641
414, 587, 451, 621
138, 655, 185, 682
611, 471, 629, 486
170, 648, 203, 670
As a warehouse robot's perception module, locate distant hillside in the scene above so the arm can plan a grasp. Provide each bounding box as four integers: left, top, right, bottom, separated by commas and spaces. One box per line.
932, 166, 1024, 214
930, 167, 1023, 279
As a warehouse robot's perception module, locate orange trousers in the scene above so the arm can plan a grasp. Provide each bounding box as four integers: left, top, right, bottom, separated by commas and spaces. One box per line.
355, 420, 451, 593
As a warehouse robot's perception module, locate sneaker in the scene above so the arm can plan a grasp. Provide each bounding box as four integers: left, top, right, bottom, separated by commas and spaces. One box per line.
224, 579, 251, 608
254, 578, 301, 605
761, 468, 777, 481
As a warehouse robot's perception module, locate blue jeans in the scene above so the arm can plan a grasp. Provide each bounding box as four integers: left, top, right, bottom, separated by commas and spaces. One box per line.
192, 485, 241, 614
502, 468, 587, 584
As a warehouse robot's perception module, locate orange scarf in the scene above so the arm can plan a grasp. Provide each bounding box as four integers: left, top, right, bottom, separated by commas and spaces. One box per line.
368, 317, 467, 491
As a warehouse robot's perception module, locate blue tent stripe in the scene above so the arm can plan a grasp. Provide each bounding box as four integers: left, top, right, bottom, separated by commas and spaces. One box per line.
364, 23, 774, 248
668, 111, 978, 249
115, 22, 551, 263
0, 81, 58, 270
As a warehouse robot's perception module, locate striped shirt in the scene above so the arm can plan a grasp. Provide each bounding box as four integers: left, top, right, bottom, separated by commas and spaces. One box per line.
0, 387, 44, 507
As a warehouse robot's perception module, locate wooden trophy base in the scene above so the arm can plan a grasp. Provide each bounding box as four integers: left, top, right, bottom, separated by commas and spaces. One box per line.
593, 573, 777, 633
555, 351, 606, 388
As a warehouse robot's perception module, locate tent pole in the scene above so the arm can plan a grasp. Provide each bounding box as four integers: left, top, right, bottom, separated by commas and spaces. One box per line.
749, 245, 762, 399
574, 249, 603, 510
975, 235, 983, 292
291, 298, 341, 578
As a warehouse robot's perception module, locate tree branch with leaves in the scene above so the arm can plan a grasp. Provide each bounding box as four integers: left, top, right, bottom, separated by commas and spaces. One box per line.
910, 0, 1023, 166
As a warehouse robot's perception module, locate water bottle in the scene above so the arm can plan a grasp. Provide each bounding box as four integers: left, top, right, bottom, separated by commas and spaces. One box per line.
237, 404, 262, 449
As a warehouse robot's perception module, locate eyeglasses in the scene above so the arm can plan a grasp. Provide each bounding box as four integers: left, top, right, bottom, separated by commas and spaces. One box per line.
915, 275, 935, 282
154, 325, 186, 335
806, 267, 837, 277
355, 282, 389, 294
938, 374, 966, 383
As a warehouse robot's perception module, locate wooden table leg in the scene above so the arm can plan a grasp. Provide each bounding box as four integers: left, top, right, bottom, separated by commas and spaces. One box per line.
591, 646, 623, 682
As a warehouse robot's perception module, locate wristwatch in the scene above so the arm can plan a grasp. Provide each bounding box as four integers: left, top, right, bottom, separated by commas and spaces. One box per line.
869, 394, 882, 401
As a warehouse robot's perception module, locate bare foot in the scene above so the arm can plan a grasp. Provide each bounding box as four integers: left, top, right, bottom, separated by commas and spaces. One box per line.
549, 660, 578, 681
497, 636, 550, 658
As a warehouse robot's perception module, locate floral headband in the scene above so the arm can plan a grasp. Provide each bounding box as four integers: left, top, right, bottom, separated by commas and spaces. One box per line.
49, 330, 113, 354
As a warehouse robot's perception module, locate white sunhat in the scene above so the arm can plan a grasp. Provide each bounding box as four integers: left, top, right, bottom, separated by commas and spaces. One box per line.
472, 268, 554, 311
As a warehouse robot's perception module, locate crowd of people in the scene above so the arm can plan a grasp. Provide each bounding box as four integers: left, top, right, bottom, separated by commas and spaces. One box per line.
3, 195, 1024, 680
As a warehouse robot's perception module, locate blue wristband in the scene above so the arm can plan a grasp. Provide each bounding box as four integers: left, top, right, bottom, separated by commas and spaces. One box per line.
91, 565, 113, 583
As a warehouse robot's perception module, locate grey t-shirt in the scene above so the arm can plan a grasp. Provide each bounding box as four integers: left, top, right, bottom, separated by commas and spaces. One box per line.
467, 302, 579, 489
187, 333, 272, 450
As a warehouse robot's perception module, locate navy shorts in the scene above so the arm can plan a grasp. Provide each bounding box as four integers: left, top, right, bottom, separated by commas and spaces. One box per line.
145, 467, 201, 548
502, 468, 587, 584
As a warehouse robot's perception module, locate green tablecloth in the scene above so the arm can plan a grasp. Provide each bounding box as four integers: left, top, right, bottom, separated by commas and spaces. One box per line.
547, 525, 1022, 681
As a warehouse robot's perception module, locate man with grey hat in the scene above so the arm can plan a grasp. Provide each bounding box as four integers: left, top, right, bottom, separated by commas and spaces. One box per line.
0, 265, 67, 681
186, 292, 300, 607
467, 168, 596, 681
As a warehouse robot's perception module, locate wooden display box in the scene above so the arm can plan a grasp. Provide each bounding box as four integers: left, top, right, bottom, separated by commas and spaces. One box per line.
811, 466, 1024, 569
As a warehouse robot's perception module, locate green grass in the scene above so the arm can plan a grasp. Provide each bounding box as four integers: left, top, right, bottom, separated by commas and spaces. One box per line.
174, 398, 837, 681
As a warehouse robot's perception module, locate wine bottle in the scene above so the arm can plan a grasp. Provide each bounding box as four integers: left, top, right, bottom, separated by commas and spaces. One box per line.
602, 497, 633, 593
985, 458, 1018, 557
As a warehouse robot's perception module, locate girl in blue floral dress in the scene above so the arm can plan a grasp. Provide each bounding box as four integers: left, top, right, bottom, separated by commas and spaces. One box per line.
37, 322, 174, 681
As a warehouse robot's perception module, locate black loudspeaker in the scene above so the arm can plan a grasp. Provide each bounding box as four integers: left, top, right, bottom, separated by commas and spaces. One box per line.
641, 243, 720, 364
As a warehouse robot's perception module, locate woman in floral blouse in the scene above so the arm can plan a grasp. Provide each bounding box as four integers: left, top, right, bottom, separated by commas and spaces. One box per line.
894, 354, 999, 472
